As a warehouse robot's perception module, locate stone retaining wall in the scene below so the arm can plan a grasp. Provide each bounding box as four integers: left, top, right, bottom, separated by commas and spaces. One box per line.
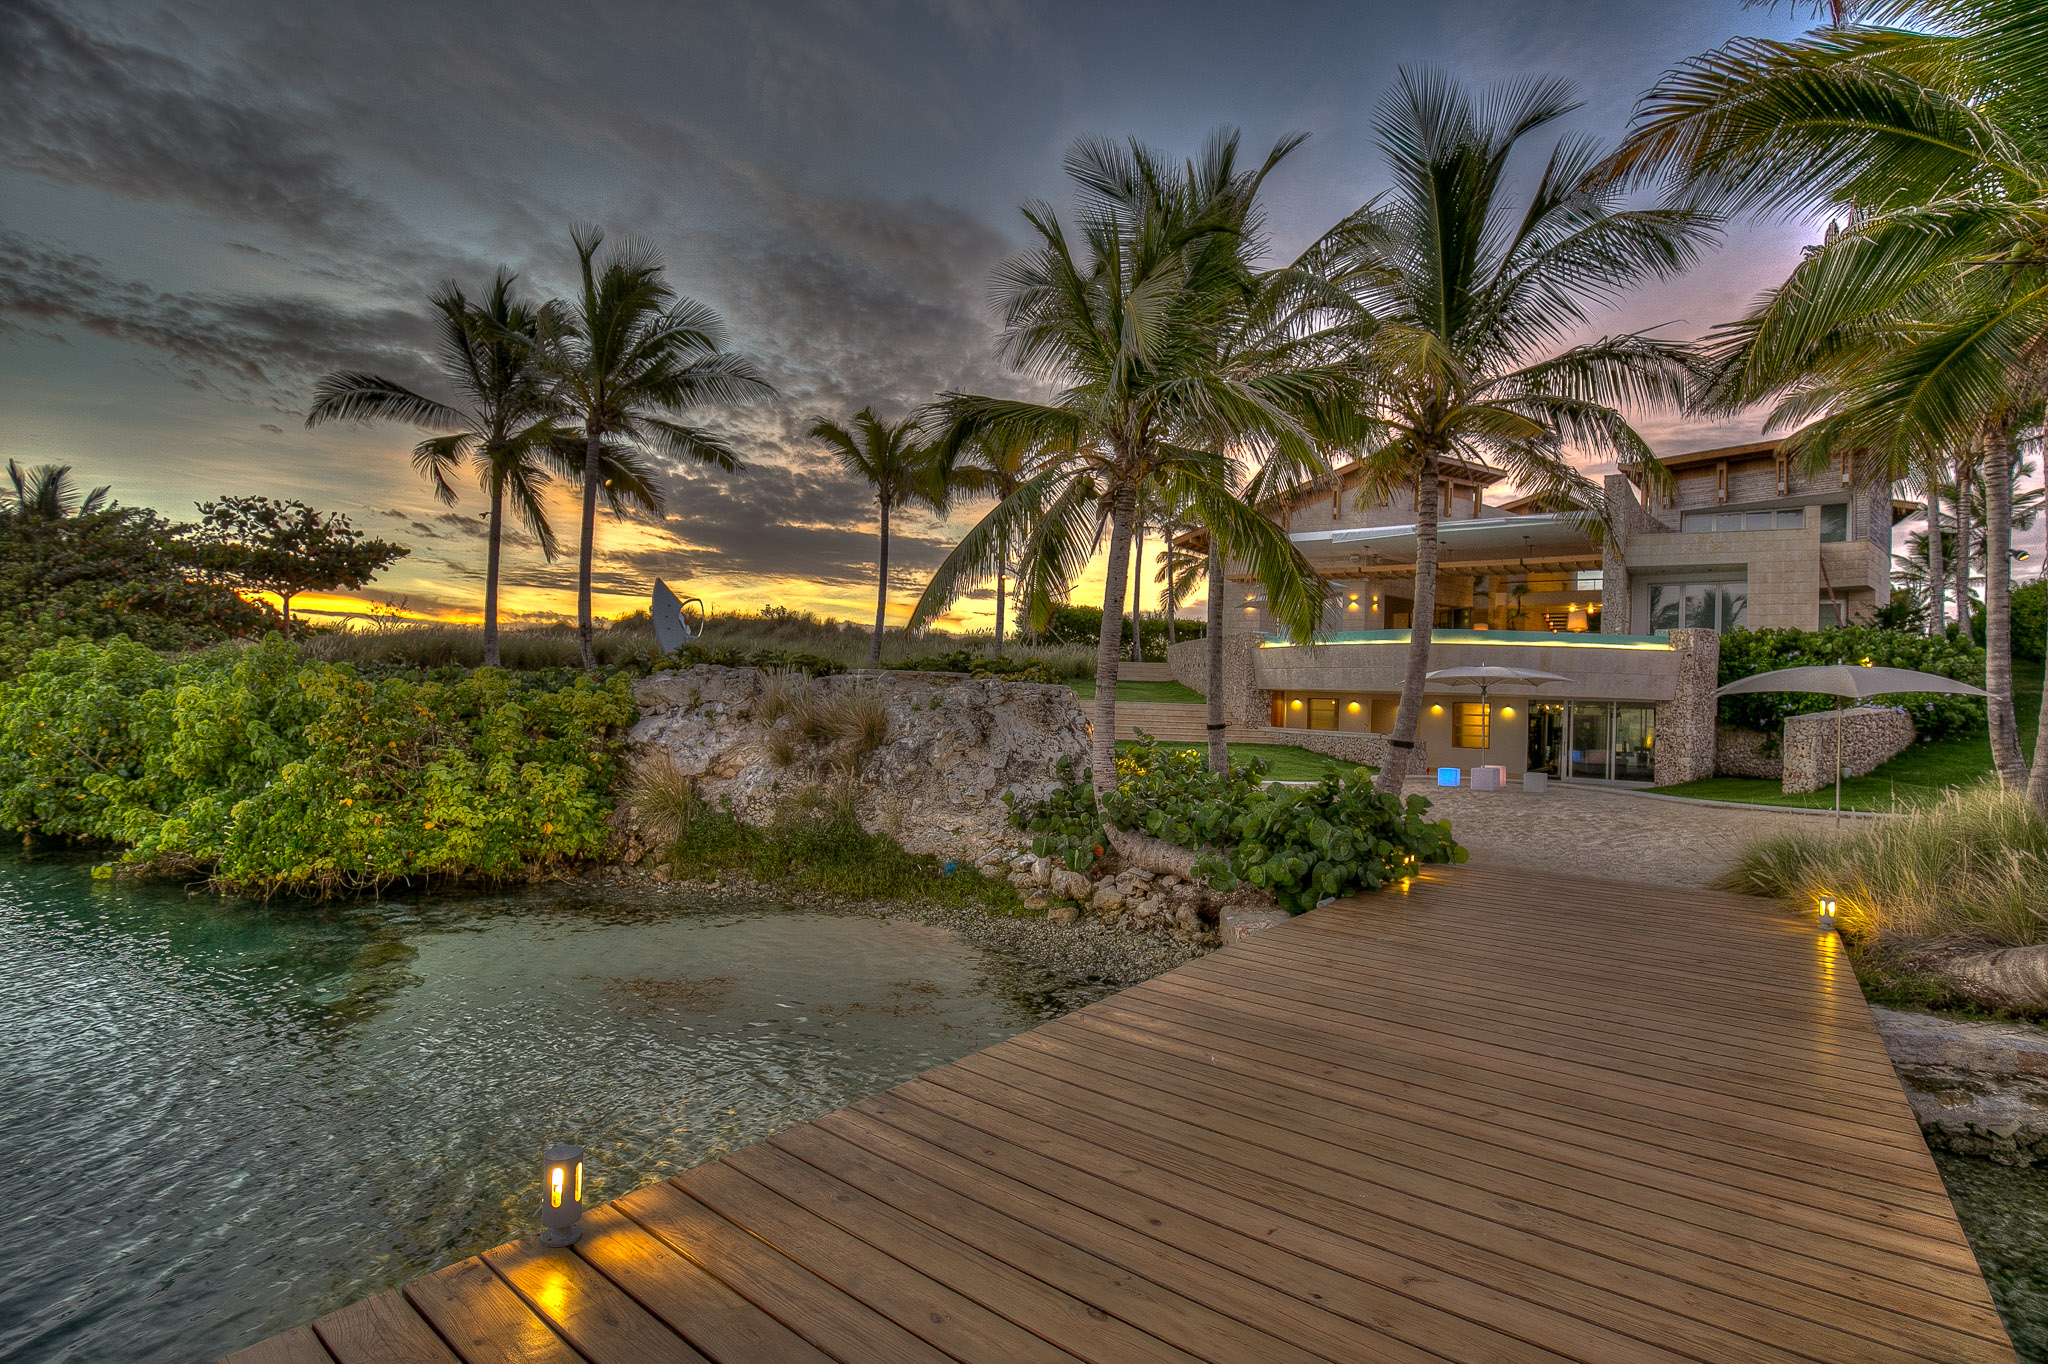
1781, 705, 1916, 794
1715, 724, 1783, 779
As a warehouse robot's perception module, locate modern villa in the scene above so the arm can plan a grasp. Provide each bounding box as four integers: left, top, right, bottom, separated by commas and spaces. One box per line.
1176, 437, 1913, 784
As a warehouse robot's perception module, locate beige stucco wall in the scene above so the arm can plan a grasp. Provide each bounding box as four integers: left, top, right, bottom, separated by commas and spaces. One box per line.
1624, 524, 1821, 631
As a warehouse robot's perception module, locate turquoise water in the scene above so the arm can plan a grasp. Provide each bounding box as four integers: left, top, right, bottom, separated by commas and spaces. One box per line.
1938, 1153, 2048, 1362
0, 857, 1051, 1362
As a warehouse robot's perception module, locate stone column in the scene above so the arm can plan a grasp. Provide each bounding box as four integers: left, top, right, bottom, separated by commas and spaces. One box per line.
1216, 631, 1267, 727
1601, 473, 1657, 634
1652, 627, 1719, 785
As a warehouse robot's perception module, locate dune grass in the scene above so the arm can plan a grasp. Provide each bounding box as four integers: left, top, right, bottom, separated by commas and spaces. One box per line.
1657, 659, 2044, 811
1716, 785, 2048, 948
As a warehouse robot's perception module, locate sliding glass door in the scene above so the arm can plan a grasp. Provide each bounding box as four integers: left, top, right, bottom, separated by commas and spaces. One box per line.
1528, 702, 1655, 782
1569, 704, 1609, 780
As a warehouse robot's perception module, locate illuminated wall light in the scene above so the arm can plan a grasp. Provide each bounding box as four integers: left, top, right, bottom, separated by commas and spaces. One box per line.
1500, 706, 1515, 718
1428, 704, 1443, 715
1817, 894, 1839, 933
540, 1144, 585, 1247
1289, 699, 1304, 710
1345, 701, 1361, 713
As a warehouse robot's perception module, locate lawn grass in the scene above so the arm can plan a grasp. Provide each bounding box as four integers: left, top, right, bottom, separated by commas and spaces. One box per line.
1067, 678, 1207, 702
1655, 658, 2044, 811
1115, 738, 1366, 783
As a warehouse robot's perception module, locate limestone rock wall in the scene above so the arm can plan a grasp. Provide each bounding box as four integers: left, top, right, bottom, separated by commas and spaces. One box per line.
1166, 632, 1263, 724
1651, 628, 1720, 785
1781, 706, 1916, 794
1715, 724, 1783, 779
628, 665, 1090, 864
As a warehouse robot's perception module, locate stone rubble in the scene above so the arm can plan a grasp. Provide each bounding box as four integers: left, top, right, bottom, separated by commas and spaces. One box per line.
1873, 1005, 2048, 1166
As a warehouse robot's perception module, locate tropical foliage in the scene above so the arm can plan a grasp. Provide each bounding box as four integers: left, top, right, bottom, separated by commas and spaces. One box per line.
0, 635, 635, 895
1615, 0, 2048, 803
531, 228, 774, 668
5, 460, 111, 521
1010, 738, 1465, 913
1716, 624, 1986, 740
1305, 69, 1709, 791
0, 501, 273, 675
307, 270, 563, 665
916, 130, 1340, 794
189, 496, 407, 627
810, 408, 947, 664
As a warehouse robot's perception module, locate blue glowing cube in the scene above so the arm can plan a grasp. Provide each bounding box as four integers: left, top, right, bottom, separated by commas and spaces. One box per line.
1437, 767, 1461, 787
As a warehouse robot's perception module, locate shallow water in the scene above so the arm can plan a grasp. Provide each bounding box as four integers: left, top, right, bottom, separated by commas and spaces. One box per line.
0, 857, 1052, 1363
1937, 1153, 2048, 1362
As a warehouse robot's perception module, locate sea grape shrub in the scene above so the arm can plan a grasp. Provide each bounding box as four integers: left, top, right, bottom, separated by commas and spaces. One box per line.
0, 635, 635, 894
1005, 737, 1465, 909
1195, 779, 1466, 914
1005, 756, 1105, 872
1716, 626, 1985, 742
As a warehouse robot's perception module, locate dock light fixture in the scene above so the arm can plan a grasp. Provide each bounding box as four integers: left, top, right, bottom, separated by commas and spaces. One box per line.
1817, 894, 1839, 933
540, 1144, 585, 1247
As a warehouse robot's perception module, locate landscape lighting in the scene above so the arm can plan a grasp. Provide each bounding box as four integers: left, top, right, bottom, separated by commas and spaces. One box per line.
1817, 895, 1839, 933
540, 1144, 585, 1247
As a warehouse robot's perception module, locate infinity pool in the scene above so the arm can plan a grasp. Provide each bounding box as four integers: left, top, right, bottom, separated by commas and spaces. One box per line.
0, 856, 1051, 1362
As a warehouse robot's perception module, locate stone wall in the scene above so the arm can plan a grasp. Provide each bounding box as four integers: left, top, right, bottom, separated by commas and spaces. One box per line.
1781, 706, 1916, 794
1166, 631, 1264, 725
627, 665, 1090, 865
1650, 628, 1719, 785
1715, 725, 1783, 779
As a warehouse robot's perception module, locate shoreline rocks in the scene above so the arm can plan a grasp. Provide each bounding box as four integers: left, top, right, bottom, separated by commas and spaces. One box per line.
1873, 1005, 2048, 1166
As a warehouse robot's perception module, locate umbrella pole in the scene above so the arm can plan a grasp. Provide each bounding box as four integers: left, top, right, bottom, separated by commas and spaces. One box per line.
1834, 697, 1842, 824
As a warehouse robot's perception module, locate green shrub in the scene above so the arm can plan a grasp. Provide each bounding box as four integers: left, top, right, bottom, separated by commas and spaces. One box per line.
1008, 735, 1465, 911
1716, 785, 2048, 947
887, 651, 1080, 682
667, 643, 845, 675
1971, 577, 2047, 662
0, 635, 636, 894
1005, 756, 1109, 871
1716, 625, 1985, 741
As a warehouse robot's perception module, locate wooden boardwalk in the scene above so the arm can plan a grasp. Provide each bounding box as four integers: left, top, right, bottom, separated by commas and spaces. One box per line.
224, 864, 2016, 1364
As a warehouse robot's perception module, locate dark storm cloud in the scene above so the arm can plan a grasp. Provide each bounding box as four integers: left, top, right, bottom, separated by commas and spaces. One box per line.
0, 0, 385, 243
0, 230, 442, 401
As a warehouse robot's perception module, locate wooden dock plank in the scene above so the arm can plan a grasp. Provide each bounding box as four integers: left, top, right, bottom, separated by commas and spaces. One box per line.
314, 1292, 460, 1364
219, 1325, 334, 1364
402, 1257, 580, 1364
225, 866, 2017, 1363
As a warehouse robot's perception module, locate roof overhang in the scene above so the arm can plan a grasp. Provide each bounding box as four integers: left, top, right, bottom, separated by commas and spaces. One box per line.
1288, 513, 1596, 567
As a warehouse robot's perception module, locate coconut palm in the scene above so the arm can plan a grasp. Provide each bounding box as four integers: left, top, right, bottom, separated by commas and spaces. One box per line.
307, 271, 561, 666
533, 228, 774, 669
1318, 70, 1710, 793
941, 427, 1052, 649
810, 408, 947, 665
5, 461, 110, 521
912, 130, 1338, 797
1612, 0, 2048, 799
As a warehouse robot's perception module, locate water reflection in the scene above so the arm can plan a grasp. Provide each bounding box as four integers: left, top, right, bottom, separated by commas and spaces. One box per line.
0, 857, 1043, 1362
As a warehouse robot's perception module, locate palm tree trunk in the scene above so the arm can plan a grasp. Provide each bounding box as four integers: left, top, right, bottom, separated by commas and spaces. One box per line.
1205, 540, 1226, 775
576, 427, 602, 670
1953, 451, 1972, 633
2030, 606, 2048, 814
993, 562, 1006, 655
483, 473, 506, 668
1091, 480, 1138, 796
1165, 578, 1177, 646
1128, 521, 1145, 663
1376, 457, 1441, 795
1985, 424, 2024, 786
870, 496, 890, 667
1925, 477, 1945, 635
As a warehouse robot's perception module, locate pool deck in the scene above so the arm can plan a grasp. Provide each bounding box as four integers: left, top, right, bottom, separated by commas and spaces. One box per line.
222, 864, 2017, 1364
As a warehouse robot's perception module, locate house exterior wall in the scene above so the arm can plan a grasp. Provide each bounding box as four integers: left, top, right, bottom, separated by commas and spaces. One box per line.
1625, 523, 1822, 631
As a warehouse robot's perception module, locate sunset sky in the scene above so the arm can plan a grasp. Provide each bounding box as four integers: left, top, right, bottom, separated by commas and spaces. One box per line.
5, 0, 2038, 631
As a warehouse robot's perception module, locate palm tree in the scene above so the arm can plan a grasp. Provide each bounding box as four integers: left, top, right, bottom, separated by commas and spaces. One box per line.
534, 228, 774, 669
942, 428, 1049, 650
810, 408, 946, 665
5, 461, 110, 520
307, 271, 561, 666
1321, 70, 1710, 794
1612, 0, 2048, 800
912, 131, 1337, 798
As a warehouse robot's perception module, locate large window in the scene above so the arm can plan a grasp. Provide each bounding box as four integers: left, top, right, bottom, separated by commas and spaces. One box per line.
1307, 698, 1338, 731
1681, 508, 1804, 533
1648, 581, 1747, 632
1819, 502, 1849, 541
1452, 703, 1490, 749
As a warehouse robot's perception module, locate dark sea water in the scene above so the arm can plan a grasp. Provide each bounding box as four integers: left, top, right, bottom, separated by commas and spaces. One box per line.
0, 857, 1045, 1362
1937, 1152, 2048, 1362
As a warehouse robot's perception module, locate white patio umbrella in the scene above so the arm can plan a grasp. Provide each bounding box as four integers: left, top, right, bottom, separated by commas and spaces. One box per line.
1715, 665, 1989, 815
1424, 664, 1573, 712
